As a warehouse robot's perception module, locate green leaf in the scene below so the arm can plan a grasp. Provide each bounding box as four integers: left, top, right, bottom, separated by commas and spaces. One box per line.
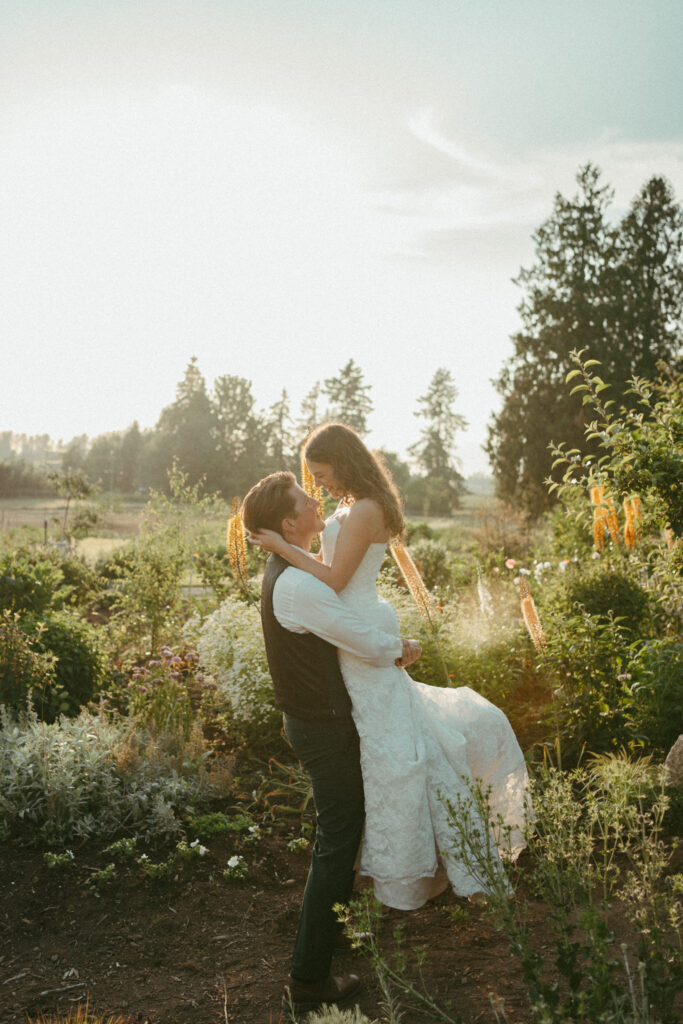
566, 369, 583, 383
570, 384, 588, 396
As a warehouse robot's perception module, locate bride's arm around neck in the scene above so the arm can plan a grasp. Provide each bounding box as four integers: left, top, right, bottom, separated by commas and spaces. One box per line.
282, 498, 389, 593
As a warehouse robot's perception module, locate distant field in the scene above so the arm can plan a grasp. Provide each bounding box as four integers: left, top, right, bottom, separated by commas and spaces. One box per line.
0, 497, 145, 537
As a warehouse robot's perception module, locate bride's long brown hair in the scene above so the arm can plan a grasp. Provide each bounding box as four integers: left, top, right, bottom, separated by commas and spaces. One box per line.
304, 423, 405, 538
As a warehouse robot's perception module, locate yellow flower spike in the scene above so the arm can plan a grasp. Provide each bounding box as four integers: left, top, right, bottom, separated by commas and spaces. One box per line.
516, 577, 547, 651
300, 443, 324, 504
590, 485, 606, 552
623, 495, 642, 549
390, 538, 433, 622
227, 496, 249, 588
590, 485, 619, 549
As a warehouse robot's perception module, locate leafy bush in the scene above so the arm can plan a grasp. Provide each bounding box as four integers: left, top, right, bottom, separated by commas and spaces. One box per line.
538, 556, 653, 637
443, 756, 682, 1023
0, 610, 56, 712
0, 706, 212, 843
21, 611, 107, 720
194, 597, 280, 743
0, 548, 68, 615
0, 548, 100, 616
127, 645, 204, 738
540, 606, 634, 761
627, 637, 683, 756
407, 537, 453, 589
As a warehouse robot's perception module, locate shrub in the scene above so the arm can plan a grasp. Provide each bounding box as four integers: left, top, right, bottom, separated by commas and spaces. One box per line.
194, 597, 281, 743
627, 637, 683, 756
0, 610, 56, 712
407, 537, 453, 590
23, 611, 107, 720
0, 548, 67, 615
540, 606, 634, 760
126, 645, 203, 739
539, 556, 652, 637
0, 706, 211, 843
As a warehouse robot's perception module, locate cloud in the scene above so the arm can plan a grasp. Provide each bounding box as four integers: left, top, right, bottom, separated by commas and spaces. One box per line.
371, 110, 683, 257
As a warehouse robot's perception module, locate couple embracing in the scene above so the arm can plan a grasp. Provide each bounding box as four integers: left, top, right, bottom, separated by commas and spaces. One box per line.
241, 423, 528, 1018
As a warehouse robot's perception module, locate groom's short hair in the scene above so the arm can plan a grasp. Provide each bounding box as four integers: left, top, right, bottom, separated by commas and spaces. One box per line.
242, 471, 297, 537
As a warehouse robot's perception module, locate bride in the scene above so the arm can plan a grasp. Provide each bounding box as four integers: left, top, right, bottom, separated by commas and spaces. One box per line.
251, 422, 529, 910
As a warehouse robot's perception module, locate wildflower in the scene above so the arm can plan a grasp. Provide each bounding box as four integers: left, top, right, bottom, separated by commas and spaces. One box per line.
590, 485, 620, 550
390, 539, 433, 622
190, 839, 208, 856
300, 443, 324, 503
227, 855, 241, 868
623, 495, 642, 549
591, 550, 601, 559
505, 558, 516, 569
516, 576, 546, 651
227, 496, 249, 588
519, 568, 531, 576
493, 566, 500, 574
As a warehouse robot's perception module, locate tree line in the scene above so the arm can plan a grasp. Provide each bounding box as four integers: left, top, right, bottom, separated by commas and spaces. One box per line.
2, 361, 468, 516
3, 165, 681, 518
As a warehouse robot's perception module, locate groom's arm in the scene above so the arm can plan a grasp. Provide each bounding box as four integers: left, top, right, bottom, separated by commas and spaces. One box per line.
273, 568, 402, 667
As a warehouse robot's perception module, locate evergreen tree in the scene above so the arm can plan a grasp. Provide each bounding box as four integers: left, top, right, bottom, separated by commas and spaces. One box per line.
154, 358, 216, 489
409, 368, 467, 515
486, 166, 683, 513
322, 359, 373, 436
212, 374, 268, 497
297, 382, 322, 440
118, 421, 143, 492
265, 389, 297, 472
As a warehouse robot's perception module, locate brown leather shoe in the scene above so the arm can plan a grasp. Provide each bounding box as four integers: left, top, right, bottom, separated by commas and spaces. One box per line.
282, 971, 361, 1015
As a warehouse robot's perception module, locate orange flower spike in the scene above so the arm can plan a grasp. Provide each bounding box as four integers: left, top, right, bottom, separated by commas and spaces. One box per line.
390, 538, 433, 622
300, 445, 324, 504
604, 494, 620, 546
590, 485, 608, 551
624, 495, 643, 549
227, 496, 249, 586
516, 577, 546, 651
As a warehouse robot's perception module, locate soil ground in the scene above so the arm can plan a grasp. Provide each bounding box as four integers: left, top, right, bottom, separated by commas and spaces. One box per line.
1, 824, 544, 1024
4, 811, 680, 1024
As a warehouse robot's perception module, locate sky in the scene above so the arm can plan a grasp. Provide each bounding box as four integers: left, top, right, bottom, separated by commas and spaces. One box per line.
2, 0, 682, 474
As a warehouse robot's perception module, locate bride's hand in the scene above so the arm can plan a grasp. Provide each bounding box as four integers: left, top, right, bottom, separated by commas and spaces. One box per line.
248, 528, 288, 555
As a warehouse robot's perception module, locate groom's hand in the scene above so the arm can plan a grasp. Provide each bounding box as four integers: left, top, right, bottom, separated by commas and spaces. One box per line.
396, 638, 421, 668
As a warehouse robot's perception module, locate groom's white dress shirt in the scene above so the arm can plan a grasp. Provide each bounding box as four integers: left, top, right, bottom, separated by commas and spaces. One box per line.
273, 566, 402, 667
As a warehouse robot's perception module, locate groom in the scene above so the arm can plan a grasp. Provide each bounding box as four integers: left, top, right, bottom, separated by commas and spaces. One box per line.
241, 471, 420, 1016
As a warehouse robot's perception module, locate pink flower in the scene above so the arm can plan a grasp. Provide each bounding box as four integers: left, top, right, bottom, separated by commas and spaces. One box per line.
505, 559, 516, 569
493, 567, 500, 574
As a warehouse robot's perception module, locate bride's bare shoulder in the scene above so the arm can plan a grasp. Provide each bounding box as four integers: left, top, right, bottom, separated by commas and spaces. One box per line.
345, 498, 389, 542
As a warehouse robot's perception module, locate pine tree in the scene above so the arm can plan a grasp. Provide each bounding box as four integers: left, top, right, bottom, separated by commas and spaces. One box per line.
486, 166, 683, 513
409, 368, 467, 515
322, 359, 373, 436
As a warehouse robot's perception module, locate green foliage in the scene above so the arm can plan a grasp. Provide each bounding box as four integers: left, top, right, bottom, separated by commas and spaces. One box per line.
541, 607, 634, 760
0, 706, 211, 843
0, 548, 101, 617
406, 537, 453, 590
24, 610, 107, 720
408, 367, 467, 514
323, 358, 373, 437
194, 595, 281, 745
0, 611, 56, 715
0, 548, 69, 614
487, 166, 683, 513
445, 758, 682, 1023
627, 637, 683, 756
552, 354, 683, 538
539, 556, 652, 637
126, 645, 201, 739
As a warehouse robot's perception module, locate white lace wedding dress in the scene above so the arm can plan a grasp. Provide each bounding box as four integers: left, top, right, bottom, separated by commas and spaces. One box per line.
322, 509, 529, 910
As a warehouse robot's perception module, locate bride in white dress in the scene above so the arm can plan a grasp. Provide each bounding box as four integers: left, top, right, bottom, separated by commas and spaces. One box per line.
252, 423, 528, 911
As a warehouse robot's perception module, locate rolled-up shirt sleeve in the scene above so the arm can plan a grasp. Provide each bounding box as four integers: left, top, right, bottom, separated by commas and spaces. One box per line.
273, 568, 402, 667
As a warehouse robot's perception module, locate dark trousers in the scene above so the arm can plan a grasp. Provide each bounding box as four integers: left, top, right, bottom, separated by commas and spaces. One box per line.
283, 712, 365, 982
